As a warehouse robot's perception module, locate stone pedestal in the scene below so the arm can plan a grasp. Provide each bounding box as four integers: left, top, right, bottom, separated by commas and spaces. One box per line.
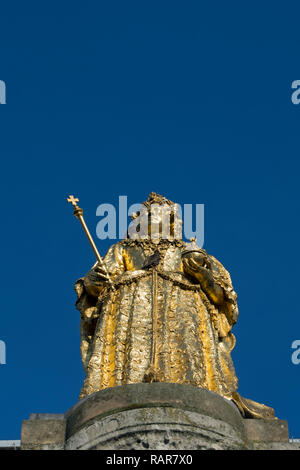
20, 383, 299, 450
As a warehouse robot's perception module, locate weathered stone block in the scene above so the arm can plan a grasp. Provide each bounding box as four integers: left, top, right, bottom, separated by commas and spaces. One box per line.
65, 406, 247, 450
64, 383, 247, 450
244, 418, 289, 443
65, 383, 245, 441
21, 414, 66, 450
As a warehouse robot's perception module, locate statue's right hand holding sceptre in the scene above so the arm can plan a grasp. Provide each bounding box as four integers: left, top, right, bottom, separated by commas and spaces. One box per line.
84, 264, 110, 297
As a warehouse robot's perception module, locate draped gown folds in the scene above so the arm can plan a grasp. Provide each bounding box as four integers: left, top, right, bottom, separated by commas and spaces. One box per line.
75, 237, 275, 419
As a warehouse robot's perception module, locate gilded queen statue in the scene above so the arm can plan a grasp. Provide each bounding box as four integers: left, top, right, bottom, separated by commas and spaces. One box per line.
74, 192, 275, 419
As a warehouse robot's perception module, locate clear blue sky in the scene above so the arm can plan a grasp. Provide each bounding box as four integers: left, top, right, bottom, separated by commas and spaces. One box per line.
0, 2, 300, 439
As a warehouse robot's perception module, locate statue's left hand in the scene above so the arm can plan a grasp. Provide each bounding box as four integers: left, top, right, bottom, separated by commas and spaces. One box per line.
182, 252, 224, 305
182, 251, 211, 270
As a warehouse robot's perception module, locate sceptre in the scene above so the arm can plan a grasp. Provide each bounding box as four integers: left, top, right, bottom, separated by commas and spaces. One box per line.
67, 195, 115, 291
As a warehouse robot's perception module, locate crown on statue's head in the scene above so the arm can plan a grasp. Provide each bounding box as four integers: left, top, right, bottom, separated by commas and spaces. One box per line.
142, 192, 175, 209
130, 192, 176, 220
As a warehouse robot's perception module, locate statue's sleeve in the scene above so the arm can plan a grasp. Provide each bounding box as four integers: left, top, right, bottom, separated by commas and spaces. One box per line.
74, 243, 125, 371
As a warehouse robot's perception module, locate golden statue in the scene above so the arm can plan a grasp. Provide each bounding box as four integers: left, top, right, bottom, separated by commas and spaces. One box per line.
70, 192, 275, 419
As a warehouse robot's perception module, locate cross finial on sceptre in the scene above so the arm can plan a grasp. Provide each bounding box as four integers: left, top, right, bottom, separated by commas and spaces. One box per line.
67, 195, 83, 218
67, 195, 79, 207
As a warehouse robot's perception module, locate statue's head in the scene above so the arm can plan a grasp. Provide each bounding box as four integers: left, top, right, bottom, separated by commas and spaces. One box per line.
128, 192, 183, 241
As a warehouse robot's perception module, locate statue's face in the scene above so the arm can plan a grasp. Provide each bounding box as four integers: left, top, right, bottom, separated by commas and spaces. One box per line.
128, 203, 182, 240
147, 204, 182, 240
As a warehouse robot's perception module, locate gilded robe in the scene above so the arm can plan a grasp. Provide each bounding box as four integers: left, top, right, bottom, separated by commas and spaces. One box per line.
75, 239, 239, 395
75, 238, 275, 419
